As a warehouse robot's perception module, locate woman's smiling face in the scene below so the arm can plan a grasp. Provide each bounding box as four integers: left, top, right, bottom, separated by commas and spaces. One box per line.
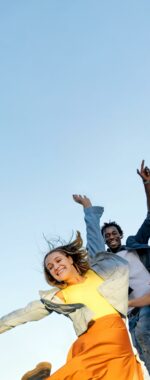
45, 251, 75, 283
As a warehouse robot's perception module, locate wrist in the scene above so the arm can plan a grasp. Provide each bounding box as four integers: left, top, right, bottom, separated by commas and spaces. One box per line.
83, 203, 92, 208
143, 180, 150, 185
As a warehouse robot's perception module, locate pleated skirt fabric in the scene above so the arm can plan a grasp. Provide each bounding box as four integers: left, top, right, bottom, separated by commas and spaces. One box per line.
49, 314, 144, 380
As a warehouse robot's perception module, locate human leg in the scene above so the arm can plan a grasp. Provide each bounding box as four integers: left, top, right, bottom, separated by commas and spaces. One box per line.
129, 306, 150, 374
21, 315, 144, 380
134, 306, 150, 374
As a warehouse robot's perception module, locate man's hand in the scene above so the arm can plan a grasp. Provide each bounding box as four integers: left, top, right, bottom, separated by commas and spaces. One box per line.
137, 160, 150, 183
137, 160, 150, 211
128, 293, 150, 307
72, 194, 92, 208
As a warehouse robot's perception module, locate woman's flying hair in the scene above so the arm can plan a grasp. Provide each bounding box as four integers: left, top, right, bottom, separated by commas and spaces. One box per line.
43, 231, 90, 288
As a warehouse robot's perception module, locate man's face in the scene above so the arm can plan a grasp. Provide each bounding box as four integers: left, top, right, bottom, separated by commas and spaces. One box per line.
103, 226, 122, 252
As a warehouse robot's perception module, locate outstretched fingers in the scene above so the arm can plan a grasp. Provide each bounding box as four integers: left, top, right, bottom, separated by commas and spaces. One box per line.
72, 194, 92, 208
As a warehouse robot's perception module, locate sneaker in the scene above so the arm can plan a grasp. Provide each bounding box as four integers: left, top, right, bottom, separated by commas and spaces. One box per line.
21, 362, 51, 380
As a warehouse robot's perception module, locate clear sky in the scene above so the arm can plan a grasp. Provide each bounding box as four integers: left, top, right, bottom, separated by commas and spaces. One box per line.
0, 1, 150, 379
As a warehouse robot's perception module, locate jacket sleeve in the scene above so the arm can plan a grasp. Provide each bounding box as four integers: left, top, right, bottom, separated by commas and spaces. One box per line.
84, 206, 105, 259
0, 299, 50, 334
126, 211, 150, 248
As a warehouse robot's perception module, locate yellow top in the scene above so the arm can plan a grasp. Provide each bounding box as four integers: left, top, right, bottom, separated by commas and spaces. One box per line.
62, 269, 118, 320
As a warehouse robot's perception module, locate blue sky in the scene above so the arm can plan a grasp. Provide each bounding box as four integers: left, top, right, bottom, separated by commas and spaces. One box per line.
0, 1, 150, 379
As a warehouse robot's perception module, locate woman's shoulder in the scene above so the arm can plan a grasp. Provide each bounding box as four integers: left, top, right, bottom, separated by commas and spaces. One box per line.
56, 290, 65, 302
39, 287, 60, 300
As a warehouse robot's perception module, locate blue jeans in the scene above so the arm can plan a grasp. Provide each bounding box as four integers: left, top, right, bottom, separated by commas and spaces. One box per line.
129, 306, 150, 373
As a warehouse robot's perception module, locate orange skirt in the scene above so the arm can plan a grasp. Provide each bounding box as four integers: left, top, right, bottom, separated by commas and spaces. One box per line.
48, 314, 144, 380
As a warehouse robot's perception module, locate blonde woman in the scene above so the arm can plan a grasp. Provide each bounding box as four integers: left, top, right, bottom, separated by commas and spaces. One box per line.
0, 233, 144, 380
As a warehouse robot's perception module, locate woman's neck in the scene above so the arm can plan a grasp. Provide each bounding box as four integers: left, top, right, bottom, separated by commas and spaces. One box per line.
66, 273, 86, 286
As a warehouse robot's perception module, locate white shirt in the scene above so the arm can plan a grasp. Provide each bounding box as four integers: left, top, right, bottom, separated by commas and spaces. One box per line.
117, 249, 150, 302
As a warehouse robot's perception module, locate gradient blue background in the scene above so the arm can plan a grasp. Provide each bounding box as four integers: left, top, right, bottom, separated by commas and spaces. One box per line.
0, 1, 150, 379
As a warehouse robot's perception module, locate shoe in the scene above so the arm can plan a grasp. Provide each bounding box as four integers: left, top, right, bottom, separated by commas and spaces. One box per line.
21, 362, 51, 380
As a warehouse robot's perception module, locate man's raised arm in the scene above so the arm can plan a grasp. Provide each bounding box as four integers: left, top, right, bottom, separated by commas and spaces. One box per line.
126, 160, 150, 248
73, 194, 105, 259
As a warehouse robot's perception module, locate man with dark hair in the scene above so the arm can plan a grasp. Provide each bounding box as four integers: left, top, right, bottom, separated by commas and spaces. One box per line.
101, 221, 124, 252
73, 161, 150, 373
101, 221, 123, 240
